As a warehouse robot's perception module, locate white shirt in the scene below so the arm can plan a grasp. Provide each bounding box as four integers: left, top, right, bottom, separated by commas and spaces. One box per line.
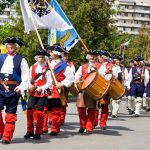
112, 64, 122, 78
144, 69, 150, 86
0, 54, 29, 96
50, 59, 74, 87
75, 62, 97, 82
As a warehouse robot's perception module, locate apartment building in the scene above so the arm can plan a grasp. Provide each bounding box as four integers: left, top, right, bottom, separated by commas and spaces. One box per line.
112, 0, 150, 34
0, 4, 17, 26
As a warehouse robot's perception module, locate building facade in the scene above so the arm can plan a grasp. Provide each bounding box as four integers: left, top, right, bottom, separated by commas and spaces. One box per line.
0, 4, 16, 26
112, 0, 150, 34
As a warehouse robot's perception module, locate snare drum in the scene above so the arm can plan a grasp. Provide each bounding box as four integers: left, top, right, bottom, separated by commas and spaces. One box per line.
80, 71, 110, 100
107, 75, 125, 100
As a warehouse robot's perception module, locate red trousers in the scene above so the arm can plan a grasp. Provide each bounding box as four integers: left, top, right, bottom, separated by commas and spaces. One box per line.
60, 106, 67, 124
100, 105, 108, 128
43, 107, 48, 132
94, 110, 99, 127
77, 107, 96, 132
0, 111, 4, 135
50, 108, 61, 133
2, 113, 17, 141
27, 109, 44, 135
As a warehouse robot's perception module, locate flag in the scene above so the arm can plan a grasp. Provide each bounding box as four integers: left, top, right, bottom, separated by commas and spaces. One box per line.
0, 44, 7, 54
121, 40, 130, 49
20, 0, 72, 33
48, 0, 80, 51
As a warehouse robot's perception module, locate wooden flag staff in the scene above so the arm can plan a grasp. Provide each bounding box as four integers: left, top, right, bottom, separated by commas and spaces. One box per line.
30, 14, 66, 106
79, 38, 89, 52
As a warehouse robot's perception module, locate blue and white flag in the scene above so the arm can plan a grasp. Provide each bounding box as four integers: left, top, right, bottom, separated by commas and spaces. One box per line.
122, 40, 130, 49
49, 0, 80, 51
20, 0, 72, 33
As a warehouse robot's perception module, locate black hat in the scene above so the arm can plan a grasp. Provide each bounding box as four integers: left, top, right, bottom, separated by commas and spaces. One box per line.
2, 36, 24, 46
98, 50, 111, 59
134, 56, 143, 62
88, 50, 98, 55
129, 60, 134, 63
113, 55, 122, 60
43, 44, 50, 50
33, 48, 50, 57
46, 44, 65, 52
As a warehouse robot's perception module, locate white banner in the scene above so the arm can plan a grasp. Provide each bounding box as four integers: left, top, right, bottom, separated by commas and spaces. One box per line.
20, 0, 72, 33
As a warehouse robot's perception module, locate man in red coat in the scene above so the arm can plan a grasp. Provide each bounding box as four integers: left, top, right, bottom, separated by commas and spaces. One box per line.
46, 44, 74, 136
75, 50, 100, 134
24, 49, 52, 140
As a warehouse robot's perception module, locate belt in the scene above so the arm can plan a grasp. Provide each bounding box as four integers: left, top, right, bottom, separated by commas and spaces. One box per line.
0, 80, 18, 85
133, 81, 142, 84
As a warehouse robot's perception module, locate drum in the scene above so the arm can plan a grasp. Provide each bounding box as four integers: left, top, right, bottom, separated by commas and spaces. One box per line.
80, 71, 110, 100
107, 76, 125, 100
67, 83, 79, 96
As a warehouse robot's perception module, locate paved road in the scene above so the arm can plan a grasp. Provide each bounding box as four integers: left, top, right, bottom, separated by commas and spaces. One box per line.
1, 99, 150, 150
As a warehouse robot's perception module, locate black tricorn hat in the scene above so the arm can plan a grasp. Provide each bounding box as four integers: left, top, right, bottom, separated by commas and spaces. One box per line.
87, 49, 98, 55
134, 56, 144, 62
113, 55, 122, 60
98, 50, 112, 58
46, 43, 65, 53
33, 48, 50, 57
43, 44, 50, 50
2, 36, 24, 46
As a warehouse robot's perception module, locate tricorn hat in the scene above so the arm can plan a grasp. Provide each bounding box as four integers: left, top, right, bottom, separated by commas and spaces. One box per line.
2, 36, 24, 46
33, 48, 50, 57
87, 49, 98, 55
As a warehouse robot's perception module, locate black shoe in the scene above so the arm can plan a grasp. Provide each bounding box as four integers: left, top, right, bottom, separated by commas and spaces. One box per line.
86, 130, 92, 134
24, 132, 34, 139
33, 134, 41, 140
78, 128, 85, 134
50, 132, 58, 136
108, 112, 112, 116
111, 115, 117, 118
94, 124, 98, 129
33, 122, 37, 127
129, 109, 135, 115
143, 106, 147, 110
134, 114, 139, 118
1, 140, 10, 145
146, 108, 150, 112
48, 121, 52, 125
100, 126, 106, 130
43, 130, 48, 134
61, 122, 64, 126
126, 106, 129, 110
0, 134, 2, 140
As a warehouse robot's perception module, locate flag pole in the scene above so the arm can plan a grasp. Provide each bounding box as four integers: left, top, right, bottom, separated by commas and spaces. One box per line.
29, 14, 58, 82
79, 38, 89, 51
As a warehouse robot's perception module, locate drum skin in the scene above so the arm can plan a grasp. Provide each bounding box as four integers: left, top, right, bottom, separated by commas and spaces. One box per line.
108, 77, 125, 100
80, 71, 110, 100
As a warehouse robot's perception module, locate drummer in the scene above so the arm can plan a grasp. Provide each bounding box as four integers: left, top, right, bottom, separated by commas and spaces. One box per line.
97, 50, 114, 130
111, 55, 124, 118
75, 49, 100, 134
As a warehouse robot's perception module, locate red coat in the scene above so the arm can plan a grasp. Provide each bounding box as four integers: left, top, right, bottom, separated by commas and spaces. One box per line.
81, 63, 101, 80
29, 64, 48, 97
